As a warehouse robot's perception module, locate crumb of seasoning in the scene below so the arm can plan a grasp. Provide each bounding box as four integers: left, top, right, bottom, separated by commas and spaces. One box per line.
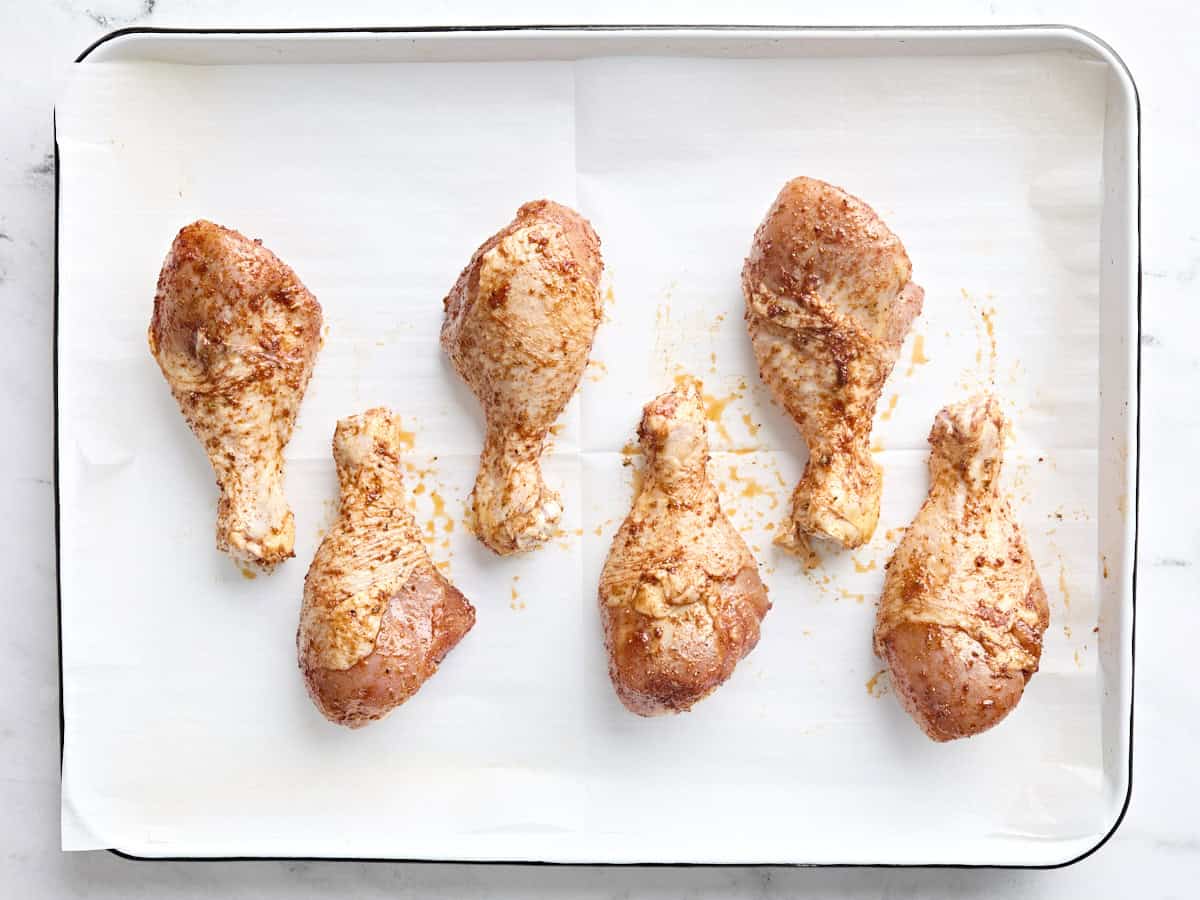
866, 669, 888, 698
796, 536, 822, 572
586, 358, 609, 383
240, 567, 257, 580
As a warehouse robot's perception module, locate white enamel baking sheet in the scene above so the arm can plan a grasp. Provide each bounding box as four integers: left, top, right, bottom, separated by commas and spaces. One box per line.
55, 27, 1138, 866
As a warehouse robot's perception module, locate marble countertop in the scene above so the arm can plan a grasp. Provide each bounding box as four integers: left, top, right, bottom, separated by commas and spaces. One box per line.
3, 0, 1195, 896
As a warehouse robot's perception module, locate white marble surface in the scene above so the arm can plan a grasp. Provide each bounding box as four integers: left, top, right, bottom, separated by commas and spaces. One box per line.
2, 0, 1195, 895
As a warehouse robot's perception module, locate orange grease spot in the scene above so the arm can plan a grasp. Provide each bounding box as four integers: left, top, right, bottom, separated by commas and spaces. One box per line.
879, 394, 899, 422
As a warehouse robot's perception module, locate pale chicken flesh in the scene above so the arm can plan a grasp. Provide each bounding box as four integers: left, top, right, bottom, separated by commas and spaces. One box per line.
874, 394, 1049, 741
148, 220, 323, 570
441, 200, 603, 555
600, 377, 771, 716
298, 408, 476, 728
743, 177, 923, 552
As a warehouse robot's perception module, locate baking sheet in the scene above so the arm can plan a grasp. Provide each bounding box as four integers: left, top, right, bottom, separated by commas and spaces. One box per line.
57, 43, 1112, 864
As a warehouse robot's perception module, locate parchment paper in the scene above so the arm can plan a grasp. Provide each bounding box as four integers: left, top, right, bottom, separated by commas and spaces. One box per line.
57, 50, 1108, 863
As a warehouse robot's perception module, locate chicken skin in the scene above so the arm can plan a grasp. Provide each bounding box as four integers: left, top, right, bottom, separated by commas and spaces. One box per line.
874, 395, 1049, 741
600, 377, 771, 716
742, 177, 923, 552
298, 408, 476, 728
441, 200, 603, 555
148, 220, 323, 570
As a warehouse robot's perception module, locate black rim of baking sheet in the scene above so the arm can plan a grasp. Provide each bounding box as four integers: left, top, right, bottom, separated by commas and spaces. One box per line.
53, 22, 1142, 870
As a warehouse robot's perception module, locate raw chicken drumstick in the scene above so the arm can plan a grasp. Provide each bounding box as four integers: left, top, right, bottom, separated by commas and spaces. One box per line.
742, 177, 923, 552
298, 408, 476, 728
600, 376, 771, 716
441, 200, 603, 555
148, 220, 323, 570
874, 395, 1049, 741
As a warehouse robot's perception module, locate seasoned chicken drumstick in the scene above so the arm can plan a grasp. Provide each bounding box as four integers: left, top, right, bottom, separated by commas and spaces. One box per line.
298, 408, 476, 728
148, 220, 322, 570
743, 177, 923, 552
874, 395, 1049, 741
441, 200, 603, 555
600, 377, 771, 716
